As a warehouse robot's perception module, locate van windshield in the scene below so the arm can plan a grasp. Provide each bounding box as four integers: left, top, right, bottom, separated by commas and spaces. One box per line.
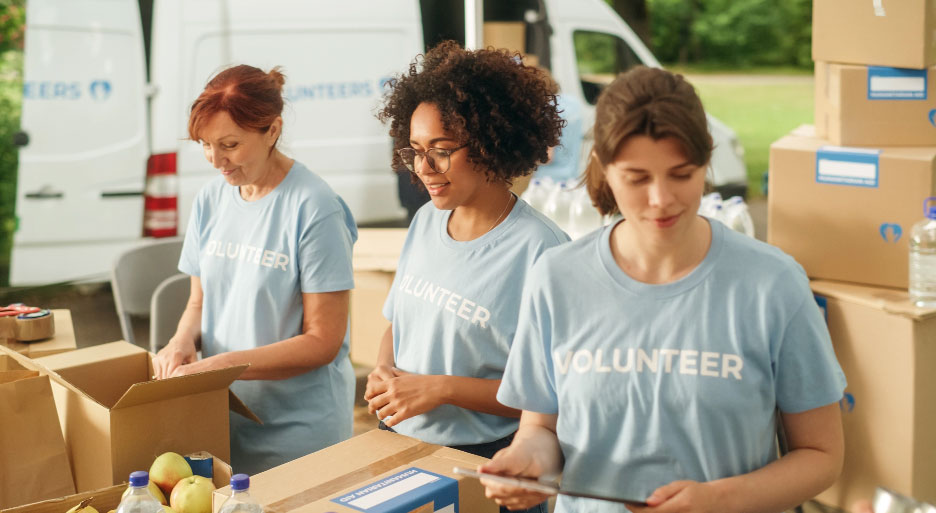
573, 30, 641, 104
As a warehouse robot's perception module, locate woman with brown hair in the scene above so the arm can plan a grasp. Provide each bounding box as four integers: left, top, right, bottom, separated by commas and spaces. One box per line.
480, 66, 847, 513
363, 41, 567, 512
152, 64, 357, 475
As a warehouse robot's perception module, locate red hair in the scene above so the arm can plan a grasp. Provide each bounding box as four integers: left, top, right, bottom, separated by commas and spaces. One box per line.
187, 64, 286, 141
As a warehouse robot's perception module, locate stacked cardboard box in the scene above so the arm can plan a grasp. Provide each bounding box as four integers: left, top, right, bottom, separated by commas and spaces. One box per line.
767, 1, 936, 507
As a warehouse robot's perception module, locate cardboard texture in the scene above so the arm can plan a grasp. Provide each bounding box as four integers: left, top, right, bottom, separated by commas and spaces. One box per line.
810, 280, 936, 508
3, 454, 232, 513
812, 0, 936, 68
0, 348, 76, 509
32, 341, 257, 493
0, 310, 76, 358
211, 430, 497, 513
767, 126, 936, 289
483, 22, 525, 54
815, 63, 936, 147
351, 229, 407, 367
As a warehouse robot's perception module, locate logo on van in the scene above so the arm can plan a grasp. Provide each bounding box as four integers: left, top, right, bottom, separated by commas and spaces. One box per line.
89, 80, 112, 101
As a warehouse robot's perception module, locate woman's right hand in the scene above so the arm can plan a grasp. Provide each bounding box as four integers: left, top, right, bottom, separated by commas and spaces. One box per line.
479, 442, 555, 511
152, 336, 198, 379
364, 364, 396, 413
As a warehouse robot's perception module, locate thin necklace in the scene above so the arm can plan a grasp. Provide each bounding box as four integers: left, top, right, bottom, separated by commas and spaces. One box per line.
486, 192, 514, 233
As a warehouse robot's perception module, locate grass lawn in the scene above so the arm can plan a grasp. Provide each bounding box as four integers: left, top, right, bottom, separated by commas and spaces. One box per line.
687, 75, 814, 197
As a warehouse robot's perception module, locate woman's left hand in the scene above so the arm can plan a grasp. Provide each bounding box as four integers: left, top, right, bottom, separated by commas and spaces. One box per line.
167, 354, 221, 378
366, 368, 445, 428
628, 481, 721, 513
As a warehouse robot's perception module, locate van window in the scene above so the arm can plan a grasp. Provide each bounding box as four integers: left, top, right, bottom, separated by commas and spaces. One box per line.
573, 30, 640, 105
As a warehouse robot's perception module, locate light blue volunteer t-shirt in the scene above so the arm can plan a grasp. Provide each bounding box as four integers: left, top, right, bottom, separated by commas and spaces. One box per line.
179, 160, 357, 476
498, 218, 847, 513
383, 197, 569, 446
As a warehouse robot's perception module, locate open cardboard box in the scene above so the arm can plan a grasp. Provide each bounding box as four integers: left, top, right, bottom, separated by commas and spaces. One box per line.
3, 454, 233, 513
1, 309, 76, 358
212, 429, 497, 513
812, 280, 936, 508
33, 341, 259, 493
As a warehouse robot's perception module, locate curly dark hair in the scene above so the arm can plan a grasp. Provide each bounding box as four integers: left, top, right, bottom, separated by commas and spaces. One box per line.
378, 40, 564, 183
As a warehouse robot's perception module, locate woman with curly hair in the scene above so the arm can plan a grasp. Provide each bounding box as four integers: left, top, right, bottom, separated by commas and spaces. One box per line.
363, 41, 566, 511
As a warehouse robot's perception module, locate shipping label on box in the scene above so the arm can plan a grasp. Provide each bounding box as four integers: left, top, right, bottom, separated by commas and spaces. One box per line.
815, 63, 936, 146
331, 468, 457, 513
767, 126, 936, 288
812, 0, 936, 68
809, 280, 936, 509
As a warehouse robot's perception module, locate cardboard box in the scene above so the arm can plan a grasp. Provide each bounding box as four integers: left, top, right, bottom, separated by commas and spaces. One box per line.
0, 348, 75, 509
211, 430, 497, 513
815, 63, 936, 146
351, 229, 407, 368
483, 22, 525, 54
812, 0, 936, 68
810, 280, 936, 508
4, 454, 232, 513
1, 309, 76, 358
767, 126, 936, 289
33, 341, 259, 493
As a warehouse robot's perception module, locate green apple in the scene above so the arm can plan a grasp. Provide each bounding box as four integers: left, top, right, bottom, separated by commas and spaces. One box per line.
122, 481, 167, 505
149, 452, 193, 496
169, 476, 215, 513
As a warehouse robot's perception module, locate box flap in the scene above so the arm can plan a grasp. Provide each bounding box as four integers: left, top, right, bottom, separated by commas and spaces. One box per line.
112, 363, 248, 410
0, 344, 42, 371
0, 369, 39, 385
229, 388, 262, 424
0, 484, 125, 513
811, 280, 936, 320
353, 228, 408, 272
0, 354, 28, 372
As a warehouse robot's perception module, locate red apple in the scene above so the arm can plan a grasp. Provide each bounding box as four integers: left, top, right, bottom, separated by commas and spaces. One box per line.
149, 452, 193, 496
169, 476, 215, 513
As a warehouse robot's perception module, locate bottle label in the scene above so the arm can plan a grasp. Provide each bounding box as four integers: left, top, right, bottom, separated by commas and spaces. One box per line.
815, 146, 880, 188
867, 67, 927, 100
332, 467, 458, 512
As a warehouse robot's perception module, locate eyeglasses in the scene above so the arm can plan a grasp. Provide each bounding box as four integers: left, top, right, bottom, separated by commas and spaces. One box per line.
397, 143, 468, 174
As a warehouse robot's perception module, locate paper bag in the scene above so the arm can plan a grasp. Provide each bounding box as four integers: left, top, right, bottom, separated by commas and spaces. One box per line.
0, 370, 76, 509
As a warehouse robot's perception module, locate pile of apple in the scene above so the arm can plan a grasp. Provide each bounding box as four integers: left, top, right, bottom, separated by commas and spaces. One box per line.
146, 452, 216, 513
62, 452, 215, 513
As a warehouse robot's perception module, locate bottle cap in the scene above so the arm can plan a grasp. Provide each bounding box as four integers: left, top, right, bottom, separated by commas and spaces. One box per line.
230, 473, 250, 491
926, 197, 936, 220
129, 471, 149, 487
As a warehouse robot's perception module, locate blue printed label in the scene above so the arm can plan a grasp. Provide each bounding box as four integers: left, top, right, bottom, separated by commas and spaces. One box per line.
867, 67, 927, 100
815, 146, 881, 188
332, 468, 458, 513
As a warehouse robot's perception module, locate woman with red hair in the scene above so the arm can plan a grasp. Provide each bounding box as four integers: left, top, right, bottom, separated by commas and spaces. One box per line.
152, 64, 357, 475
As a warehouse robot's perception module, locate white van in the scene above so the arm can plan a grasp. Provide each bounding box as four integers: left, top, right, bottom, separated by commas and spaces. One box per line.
11, 0, 747, 285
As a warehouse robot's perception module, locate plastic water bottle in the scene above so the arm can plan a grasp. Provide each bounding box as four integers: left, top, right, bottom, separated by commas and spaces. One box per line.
567, 187, 603, 239
520, 177, 553, 213
543, 181, 573, 232
116, 472, 164, 513
218, 474, 263, 513
910, 197, 936, 307
722, 196, 755, 238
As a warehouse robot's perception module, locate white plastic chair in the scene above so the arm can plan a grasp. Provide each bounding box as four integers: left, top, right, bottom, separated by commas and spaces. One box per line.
149, 273, 190, 354
110, 237, 184, 350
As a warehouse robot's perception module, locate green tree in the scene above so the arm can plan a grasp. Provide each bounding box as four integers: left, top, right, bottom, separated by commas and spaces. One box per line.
0, 0, 25, 53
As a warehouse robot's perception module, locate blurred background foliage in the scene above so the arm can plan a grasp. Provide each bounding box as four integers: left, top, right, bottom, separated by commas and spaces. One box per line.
0, 0, 25, 286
